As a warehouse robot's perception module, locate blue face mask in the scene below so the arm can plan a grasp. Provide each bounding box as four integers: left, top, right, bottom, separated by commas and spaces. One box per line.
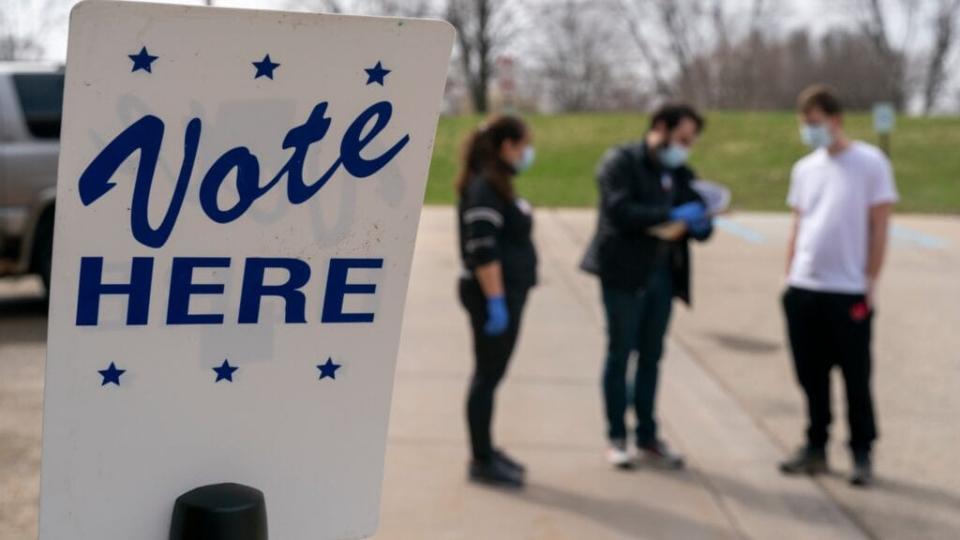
800, 124, 833, 148
657, 144, 689, 169
515, 145, 535, 173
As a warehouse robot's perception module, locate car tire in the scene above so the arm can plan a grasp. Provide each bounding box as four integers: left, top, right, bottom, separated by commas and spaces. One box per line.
34, 207, 55, 295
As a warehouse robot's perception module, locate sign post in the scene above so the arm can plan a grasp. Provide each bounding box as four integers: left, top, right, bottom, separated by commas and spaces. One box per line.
873, 102, 895, 156
38, 2, 454, 538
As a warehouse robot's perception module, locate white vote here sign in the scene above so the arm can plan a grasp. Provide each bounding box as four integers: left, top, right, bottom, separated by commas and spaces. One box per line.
39, 1, 454, 538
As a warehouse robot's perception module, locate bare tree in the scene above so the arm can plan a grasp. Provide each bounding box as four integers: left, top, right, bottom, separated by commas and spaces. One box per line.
748, 0, 770, 34
847, 0, 921, 108
0, 34, 43, 61
287, 0, 435, 16
446, 0, 519, 113
615, 0, 777, 105
702, 0, 780, 108
362, 0, 433, 17
533, 0, 618, 111
0, 0, 67, 61
846, 0, 960, 113
639, 0, 715, 104
285, 0, 345, 13
922, 0, 960, 113
615, 0, 672, 96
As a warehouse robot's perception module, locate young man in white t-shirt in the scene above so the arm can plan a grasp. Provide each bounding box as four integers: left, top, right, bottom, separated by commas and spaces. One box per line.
779, 85, 898, 487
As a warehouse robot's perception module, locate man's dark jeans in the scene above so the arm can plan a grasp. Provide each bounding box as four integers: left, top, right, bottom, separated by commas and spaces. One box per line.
601, 264, 673, 445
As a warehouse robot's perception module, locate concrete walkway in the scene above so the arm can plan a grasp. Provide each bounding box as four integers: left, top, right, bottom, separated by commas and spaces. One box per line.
375, 208, 869, 540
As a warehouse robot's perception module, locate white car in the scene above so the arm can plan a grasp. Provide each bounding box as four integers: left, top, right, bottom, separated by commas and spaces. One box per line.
0, 62, 62, 291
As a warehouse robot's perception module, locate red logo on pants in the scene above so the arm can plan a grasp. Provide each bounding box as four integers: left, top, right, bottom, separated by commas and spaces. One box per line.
850, 302, 869, 322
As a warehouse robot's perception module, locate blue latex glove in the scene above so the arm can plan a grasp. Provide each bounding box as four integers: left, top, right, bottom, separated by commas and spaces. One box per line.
484, 295, 509, 336
689, 216, 713, 239
669, 201, 706, 226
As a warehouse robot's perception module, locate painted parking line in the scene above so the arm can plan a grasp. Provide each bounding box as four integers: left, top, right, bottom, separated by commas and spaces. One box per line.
891, 225, 949, 250
715, 216, 765, 244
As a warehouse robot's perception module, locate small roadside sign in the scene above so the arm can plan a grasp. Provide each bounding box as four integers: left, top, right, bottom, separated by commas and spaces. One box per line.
873, 102, 896, 155
38, 1, 454, 538
873, 102, 896, 134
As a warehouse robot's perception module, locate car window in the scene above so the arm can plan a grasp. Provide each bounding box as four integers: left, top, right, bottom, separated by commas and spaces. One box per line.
12, 73, 64, 139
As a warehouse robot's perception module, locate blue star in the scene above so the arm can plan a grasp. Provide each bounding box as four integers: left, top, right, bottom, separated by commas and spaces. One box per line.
252, 54, 280, 80
128, 46, 158, 73
213, 359, 239, 383
365, 61, 391, 86
98, 362, 126, 386
317, 358, 342, 380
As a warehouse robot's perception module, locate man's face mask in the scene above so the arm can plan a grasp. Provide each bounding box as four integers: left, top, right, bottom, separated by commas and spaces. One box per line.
657, 143, 689, 169
800, 123, 834, 149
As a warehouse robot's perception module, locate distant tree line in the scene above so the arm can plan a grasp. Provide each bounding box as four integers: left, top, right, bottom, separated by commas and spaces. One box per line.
3, 0, 958, 114
519, 0, 960, 114
532, 0, 960, 114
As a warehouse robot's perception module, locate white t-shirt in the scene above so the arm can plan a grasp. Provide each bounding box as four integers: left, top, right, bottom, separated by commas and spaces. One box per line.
787, 141, 899, 294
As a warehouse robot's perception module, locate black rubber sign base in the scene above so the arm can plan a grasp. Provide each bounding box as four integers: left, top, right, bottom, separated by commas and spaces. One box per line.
169, 483, 267, 540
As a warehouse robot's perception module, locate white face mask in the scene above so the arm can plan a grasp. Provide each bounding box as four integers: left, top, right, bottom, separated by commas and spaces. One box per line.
515, 145, 535, 173
657, 144, 689, 169
800, 123, 834, 149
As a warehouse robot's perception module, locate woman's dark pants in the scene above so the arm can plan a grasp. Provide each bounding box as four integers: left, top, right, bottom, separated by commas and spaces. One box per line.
459, 278, 529, 462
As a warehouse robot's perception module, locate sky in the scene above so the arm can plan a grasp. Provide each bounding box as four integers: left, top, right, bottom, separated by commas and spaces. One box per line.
10, 0, 921, 64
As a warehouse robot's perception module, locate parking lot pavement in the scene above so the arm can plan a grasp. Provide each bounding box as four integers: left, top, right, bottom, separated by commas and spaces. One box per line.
5, 208, 955, 539
0, 277, 46, 540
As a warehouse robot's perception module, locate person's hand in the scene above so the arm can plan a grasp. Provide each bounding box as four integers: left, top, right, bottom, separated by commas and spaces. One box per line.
484, 295, 509, 336
669, 202, 706, 226
689, 216, 712, 239
866, 277, 876, 310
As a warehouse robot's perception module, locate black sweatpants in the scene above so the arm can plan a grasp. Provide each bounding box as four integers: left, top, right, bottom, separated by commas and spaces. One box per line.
782, 286, 877, 456
459, 278, 529, 462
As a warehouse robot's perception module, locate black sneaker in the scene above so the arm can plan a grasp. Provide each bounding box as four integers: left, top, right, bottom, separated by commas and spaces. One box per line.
780, 446, 828, 475
493, 448, 526, 474
850, 453, 873, 488
469, 458, 524, 488
638, 439, 685, 470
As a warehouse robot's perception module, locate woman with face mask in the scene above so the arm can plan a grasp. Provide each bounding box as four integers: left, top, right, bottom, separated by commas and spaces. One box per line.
456, 115, 538, 487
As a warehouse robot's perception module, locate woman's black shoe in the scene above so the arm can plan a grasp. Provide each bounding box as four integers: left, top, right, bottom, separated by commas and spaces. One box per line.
493, 448, 526, 474
469, 458, 524, 488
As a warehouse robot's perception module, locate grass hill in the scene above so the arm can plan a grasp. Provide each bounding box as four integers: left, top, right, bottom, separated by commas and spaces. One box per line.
425, 112, 959, 214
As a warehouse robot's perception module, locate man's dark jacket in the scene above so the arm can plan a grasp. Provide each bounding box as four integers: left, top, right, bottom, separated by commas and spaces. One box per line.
580, 141, 711, 305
